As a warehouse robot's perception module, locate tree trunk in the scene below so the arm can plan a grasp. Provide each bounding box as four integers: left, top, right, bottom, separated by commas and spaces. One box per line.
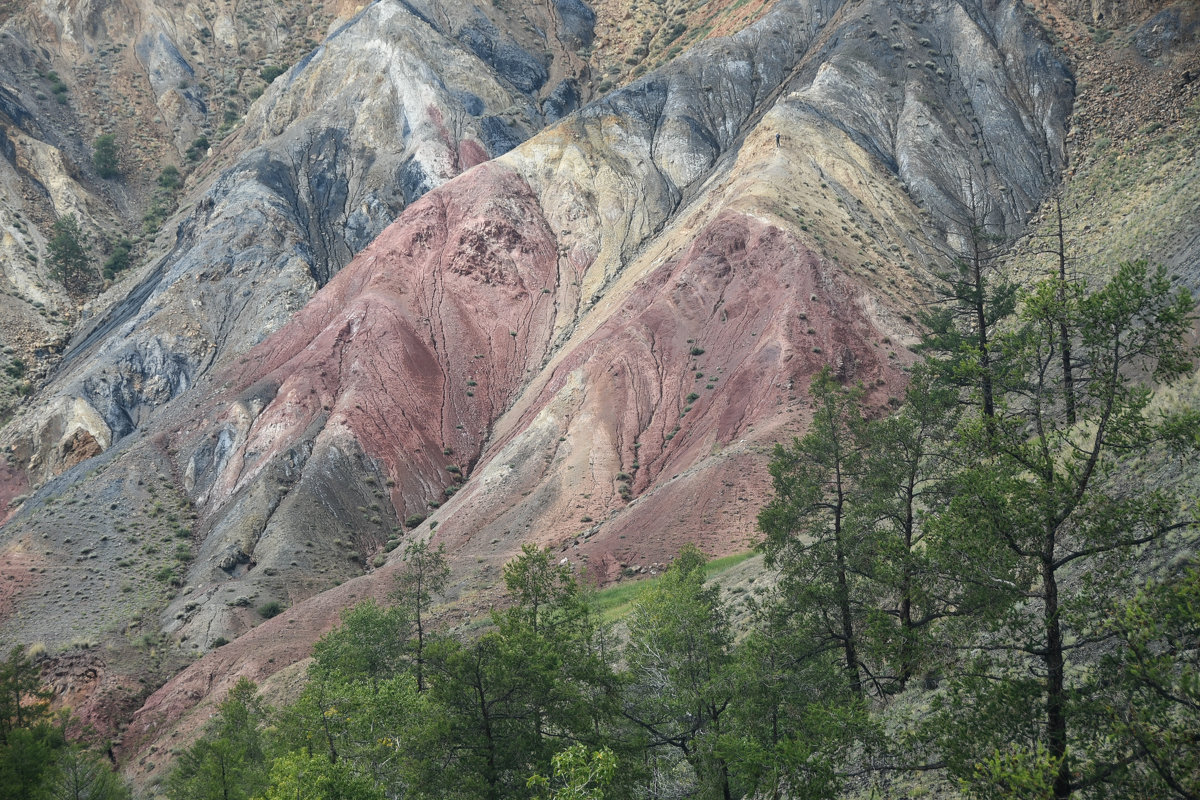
972, 241, 995, 419
834, 474, 863, 696
1055, 200, 1077, 425
1043, 535, 1071, 799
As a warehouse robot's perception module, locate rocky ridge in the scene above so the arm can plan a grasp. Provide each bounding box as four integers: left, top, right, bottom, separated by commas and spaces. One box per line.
0, 0, 601, 497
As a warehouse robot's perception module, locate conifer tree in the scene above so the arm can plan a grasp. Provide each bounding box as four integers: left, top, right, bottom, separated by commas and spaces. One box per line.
928, 261, 1198, 799
166, 679, 269, 800
47, 215, 93, 297
391, 541, 449, 692
759, 367, 870, 697
623, 545, 735, 800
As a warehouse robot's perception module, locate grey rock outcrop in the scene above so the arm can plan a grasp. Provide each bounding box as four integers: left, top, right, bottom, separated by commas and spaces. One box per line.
1, 0, 595, 484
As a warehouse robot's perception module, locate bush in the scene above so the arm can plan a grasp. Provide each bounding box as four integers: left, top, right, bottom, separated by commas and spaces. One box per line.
404, 514, 427, 529
4, 359, 25, 379
102, 236, 134, 279
186, 136, 209, 161
157, 165, 182, 190
257, 600, 285, 619
92, 134, 119, 178
259, 64, 286, 83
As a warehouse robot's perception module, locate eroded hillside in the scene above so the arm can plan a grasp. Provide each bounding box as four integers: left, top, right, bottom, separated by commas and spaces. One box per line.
0, 0, 1195, 791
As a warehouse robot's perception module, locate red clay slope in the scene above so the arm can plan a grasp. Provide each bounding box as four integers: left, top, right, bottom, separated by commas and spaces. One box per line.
122, 188, 907, 783
199, 162, 561, 527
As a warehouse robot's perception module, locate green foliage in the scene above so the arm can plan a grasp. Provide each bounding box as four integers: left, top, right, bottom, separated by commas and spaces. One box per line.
2, 359, 24, 379
0, 646, 125, 800
157, 165, 182, 190
185, 137, 209, 162
759, 368, 870, 696
967, 742, 1062, 800
720, 612, 863, 800
257, 600, 284, 619
166, 678, 269, 800
36, 746, 131, 800
92, 134, 118, 179
143, 161, 185, 234
1101, 567, 1200, 796
927, 261, 1197, 796
624, 545, 736, 799
0, 645, 53, 742
311, 600, 410, 684
259, 65, 286, 83
47, 215, 93, 296
0, 646, 60, 799
917, 214, 1015, 419
392, 541, 449, 692
101, 237, 134, 280
259, 752, 384, 800
528, 745, 616, 800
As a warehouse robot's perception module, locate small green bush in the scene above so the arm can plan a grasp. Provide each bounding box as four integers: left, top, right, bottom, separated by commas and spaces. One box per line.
186, 136, 209, 161
102, 236, 134, 279
157, 165, 182, 190
257, 600, 285, 618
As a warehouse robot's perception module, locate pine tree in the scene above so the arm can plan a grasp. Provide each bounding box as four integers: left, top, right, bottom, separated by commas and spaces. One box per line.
47, 215, 93, 297
91, 135, 118, 179
759, 367, 870, 697
165, 679, 269, 800
854, 364, 959, 690
36, 746, 130, 800
928, 261, 1198, 799
0, 645, 63, 800
391, 540, 449, 692
623, 545, 735, 800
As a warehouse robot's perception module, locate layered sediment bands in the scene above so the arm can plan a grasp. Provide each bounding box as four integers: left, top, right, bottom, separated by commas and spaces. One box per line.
0, 0, 1085, 774
0, 0, 593, 487
162, 164, 562, 647
432, 210, 905, 578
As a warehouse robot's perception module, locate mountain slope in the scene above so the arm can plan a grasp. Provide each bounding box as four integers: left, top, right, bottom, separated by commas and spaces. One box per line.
0, 0, 1082, 779
12, 0, 1197, 790
0, 0, 596, 495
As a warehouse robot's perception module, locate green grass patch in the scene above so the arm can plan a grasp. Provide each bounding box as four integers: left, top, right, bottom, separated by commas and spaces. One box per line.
590, 550, 756, 622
